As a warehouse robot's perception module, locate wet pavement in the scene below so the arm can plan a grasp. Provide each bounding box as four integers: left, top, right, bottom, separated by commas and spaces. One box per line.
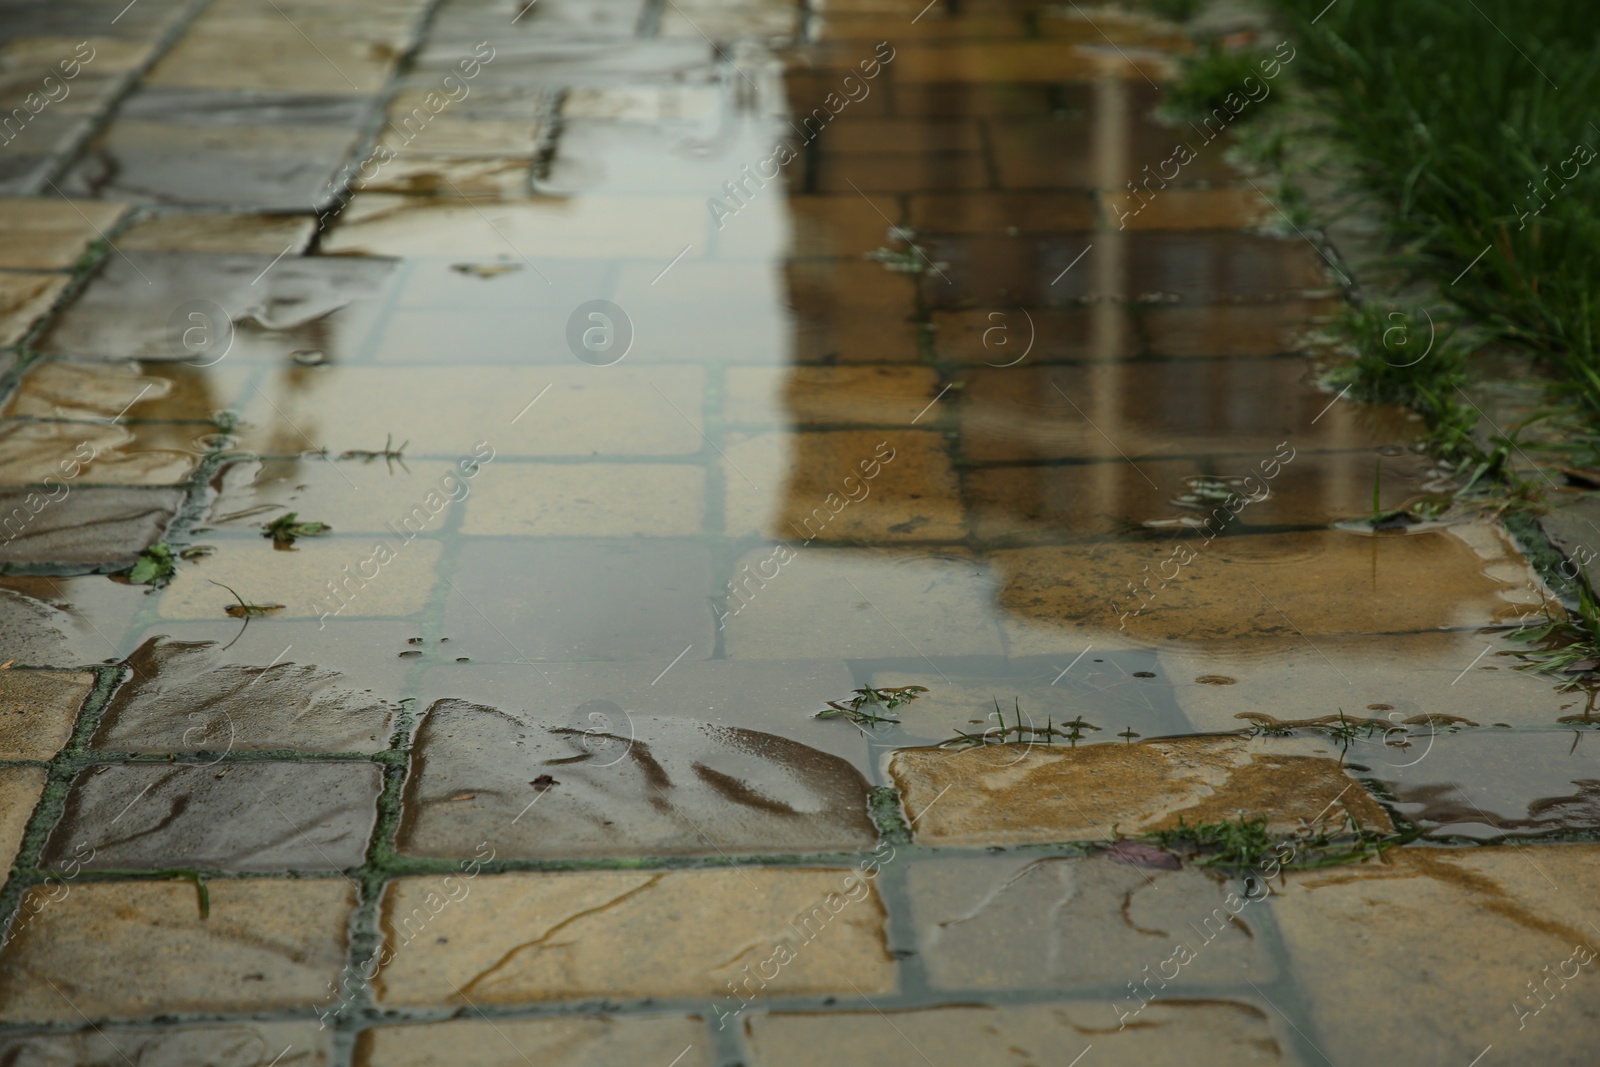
1, 0, 1598, 1064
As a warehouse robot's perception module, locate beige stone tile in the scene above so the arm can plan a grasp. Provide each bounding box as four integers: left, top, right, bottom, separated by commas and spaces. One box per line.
156, 537, 443, 621
563, 86, 719, 123
0, 273, 69, 347
745, 1000, 1290, 1066
722, 431, 965, 542
889, 735, 1391, 847
0, 766, 45, 875
722, 366, 943, 427
116, 213, 317, 255
1166, 630, 1583, 733
235, 366, 705, 458
322, 195, 705, 258
379, 120, 539, 158
374, 868, 895, 1006
0, 879, 354, 1022
0, 669, 92, 760
355, 1016, 710, 1067
3, 360, 187, 421
721, 547, 1003, 659
0, 37, 154, 78
909, 191, 1098, 233
1111, 186, 1273, 231
907, 854, 1277, 991
1272, 846, 1600, 1065
210, 456, 480, 538
146, 31, 395, 93
992, 527, 1532, 645
353, 156, 531, 197
0, 1022, 333, 1067
659, 0, 797, 39
0, 420, 196, 487
0, 198, 126, 269
461, 462, 705, 536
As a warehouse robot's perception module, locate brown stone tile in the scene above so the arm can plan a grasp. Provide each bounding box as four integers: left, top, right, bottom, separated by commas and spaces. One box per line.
721, 547, 1003, 659
930, 306, 1122, 364
994, 527, 1532, 643
355, 1016, 709, 1067
1141, 299, 1338, 358
0, 485, 183, 566
793, 309, 925, 363
812, 151, 991, 194
460, 462, 706, 536
44, 760, 382, 871
745, 1000, 1289, 1065
0, 198, 126, 269
785, 195, 903, 259
990, 117, 1242, 190
959, 361, 1417, 463
907, 853, 1277, 991
353, 156, 531, 197
1272, 846, 1600, 1065
821, 120, 988, 154
722, 431, 964, 542
723, 366, 944, 427
889, 735, 1391, 847
400, 700, 875, 859
374, 868, 896, 1006
0, 766, 45, 875
0, 421, 196, 487
0, 878, 355, 1022
3, 360, 199, 421
93, 636, 398, 754
786, 258, 918, 319
0, 273, 69, 346
890, 41, 1175, 84
116, 213, 317, 254
0, 1021, 332, 1067
909, 191, 1098, 233
1112, 186, 1273, 231
0, 669, 92, 760
157, 537, 443, 622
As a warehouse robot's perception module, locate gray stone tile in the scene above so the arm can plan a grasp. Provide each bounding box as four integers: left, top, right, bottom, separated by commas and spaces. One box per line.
43, 760, 381, 871
0, 486, 182, 565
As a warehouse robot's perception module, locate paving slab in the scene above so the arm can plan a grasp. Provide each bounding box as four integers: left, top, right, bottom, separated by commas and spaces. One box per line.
0, 420, 195, 487
401, 700, 876, 859
0, 765, 46, 875
354, 1016, 710, 1067
889, 735, 1390, 847
374, 868, 896, 1006
0, 667, 93, 759
0, 878, 355, 1022
116, 213, 318, 255
0, 485, 183, 565
0, 197, 127, 269
43, 760, 382, 871
0, 272, 70, 346
0, 1021, 331, 1067
460, 461, 706, 536
94, 636, 398, 753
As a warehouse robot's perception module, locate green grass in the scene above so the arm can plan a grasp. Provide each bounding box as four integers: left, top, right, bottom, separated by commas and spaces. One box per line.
1270, 0, 1600, 416
1141, 811, 1410, 869
1130, 0, 1204, 22
1164, 42, 1283, 124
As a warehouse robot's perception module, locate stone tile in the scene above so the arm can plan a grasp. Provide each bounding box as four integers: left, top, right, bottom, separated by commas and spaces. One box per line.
379, 119, 539, 158
355, 1016, 709, 1067
745, 1000, 1289, 1065
563, 86, 719, 122
721, 431, 965, 542
993, 527, 1534, 644
658, 0, 797, 39
0, 575, 150, 668
43, 760, 381, 871
116, 213, 317, 255
785, 195, 899, 258
0, 485, 182, 565
353, 156, 531, 196
401, 700, 875, 858
890, 40, 1174, 84
0, 272, 69, 346
1272, 846, 1600, 1065
321, 194, 706, 258
907, 853, 1276, 991
889, 735, 1391, 847
0, 421, 195, 487
146, 30, 396, 94
374, 868, 895, 1006
792, 308, 924, 363
722, 367, 944, 427
930, 306, 1127, 364
989, 116, 1242, 190
442, 539, 714, 662
156, 537, 443, 622
1166, 630, 1584, 733
0, 668, 93, 760
926, 233, 1330, 308
820, 119, 988, 155
235, 366, 705, 458
460, 462, 705, 536
1141, 299, 1337, 358
39, 250, 395, 362
813, 151, 992, 194
610, 261, 792, 364
965, 448, 1439, 543
208, 456, 479, 538
1113, 187, 1273, 231
0, 197, 126, 269
908, 190, 1099, 233
3, 359, 191, 421
94, 636, 398, 754
0, 1022, 333, 1067
0, 766, 45, 874
0, 878, 355, 1023
721, 547, 1003, 660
